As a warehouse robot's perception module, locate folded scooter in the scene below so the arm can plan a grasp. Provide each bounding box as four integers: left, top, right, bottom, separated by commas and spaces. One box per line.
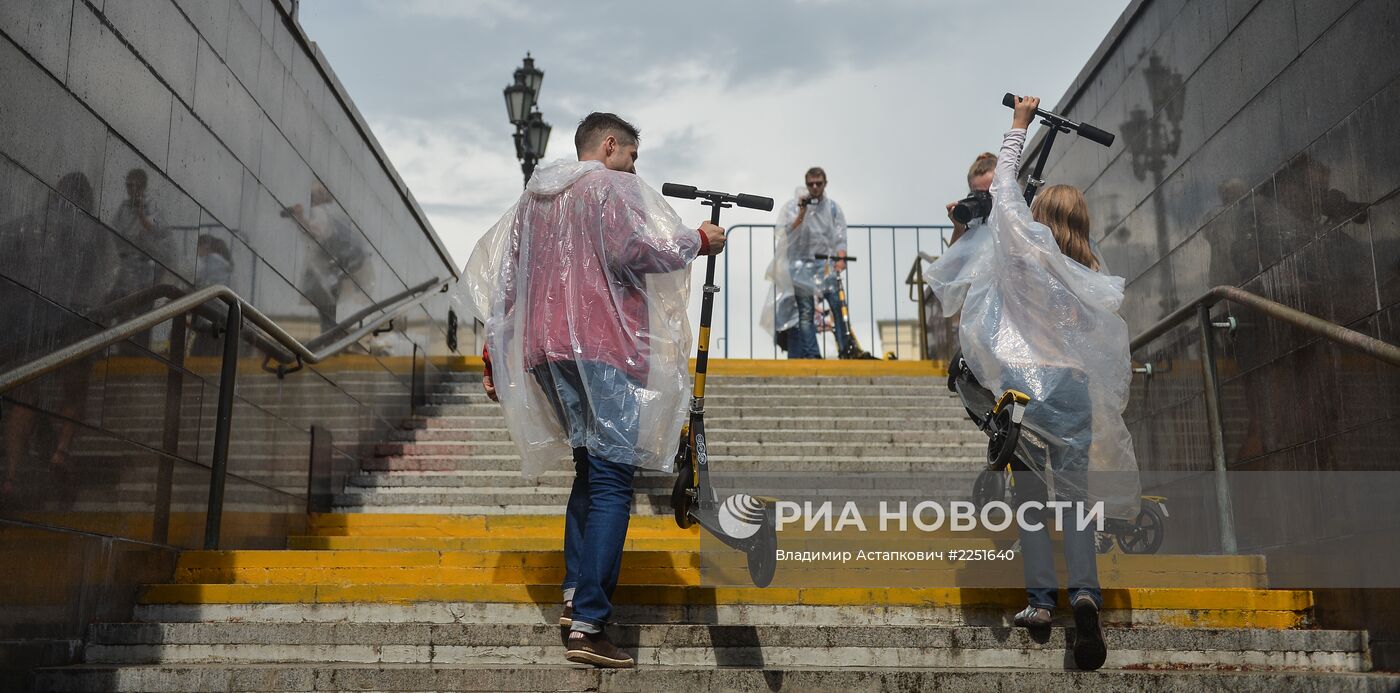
661, 183, 781, 588
813, 253, 878, 360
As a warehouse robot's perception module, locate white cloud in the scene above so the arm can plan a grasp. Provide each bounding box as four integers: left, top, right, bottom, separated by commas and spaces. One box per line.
367, 116, 523, 263
391, 0, 538, 26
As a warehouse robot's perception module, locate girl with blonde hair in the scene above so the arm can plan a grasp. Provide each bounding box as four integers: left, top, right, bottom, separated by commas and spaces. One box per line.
927, 96, 1141, 672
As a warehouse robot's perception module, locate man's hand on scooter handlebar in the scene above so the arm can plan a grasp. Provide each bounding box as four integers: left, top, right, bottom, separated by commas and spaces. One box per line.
700, 221, 727, 254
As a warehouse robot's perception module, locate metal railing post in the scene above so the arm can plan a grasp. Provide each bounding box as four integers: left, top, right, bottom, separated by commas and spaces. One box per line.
203, 300, 242, 550
1197, 304, 1238, 554
153, 315, 187, 545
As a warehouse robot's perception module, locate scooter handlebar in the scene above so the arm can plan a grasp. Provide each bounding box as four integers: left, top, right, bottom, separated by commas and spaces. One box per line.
663, 182, 774, 212
1001, 93, 1115, 147
661, 183, 696, 199
736, 193, 775, 212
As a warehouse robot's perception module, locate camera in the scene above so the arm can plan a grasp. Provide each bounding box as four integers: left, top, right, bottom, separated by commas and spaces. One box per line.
951, 191, 992, 224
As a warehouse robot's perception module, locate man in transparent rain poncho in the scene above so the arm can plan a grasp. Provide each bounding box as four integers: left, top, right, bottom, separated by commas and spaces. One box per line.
761, 168, 850, 358
925, 97, 1141, 671
458, 113, 726, 668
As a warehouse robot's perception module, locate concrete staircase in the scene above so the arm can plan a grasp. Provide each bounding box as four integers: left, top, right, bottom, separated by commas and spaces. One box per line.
29, 362, 1400, 691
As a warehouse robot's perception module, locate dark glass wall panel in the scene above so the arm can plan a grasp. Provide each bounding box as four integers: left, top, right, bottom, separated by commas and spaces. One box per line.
2, 1, 459, 676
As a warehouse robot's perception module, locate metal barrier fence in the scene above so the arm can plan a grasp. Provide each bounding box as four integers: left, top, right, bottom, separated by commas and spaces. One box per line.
715, 224, 953, 359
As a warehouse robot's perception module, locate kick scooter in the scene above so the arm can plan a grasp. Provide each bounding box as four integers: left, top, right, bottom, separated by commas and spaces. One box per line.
813, 253, 877, 359
661, 182, 781, 588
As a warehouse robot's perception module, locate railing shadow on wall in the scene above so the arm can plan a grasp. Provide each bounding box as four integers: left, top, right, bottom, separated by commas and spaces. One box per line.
0, 279, 448, 550
1127, 285, 1400, 555
917, 275, 1400, 561
718, 224, 951, 360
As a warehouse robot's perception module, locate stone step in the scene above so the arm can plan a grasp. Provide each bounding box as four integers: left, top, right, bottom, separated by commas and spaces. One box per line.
390, 425, 983, 443
403, 415, 975, 432
79, 622, 1370, 671
426, 394, 957, 408
124, 598, 1293, 630
303, 514, 682, 536
165, 550, 1268, 589
36, 663, 1399, 692
433, 374, 944, 387
330, 493, 672, 513
336, 487, 981, 508
362, 456, 982, 473
344, 470, 983, 490
284, 535, 707, 551
134, 584, 1315, 629
427, 385, 953, 399
417, 404, 967, 417
373, 441, 984, 459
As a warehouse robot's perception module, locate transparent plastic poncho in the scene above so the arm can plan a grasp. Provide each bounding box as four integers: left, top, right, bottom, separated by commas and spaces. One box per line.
456, 160, 701, 477
925, 130, 1141, 520
760, 187, 847, 341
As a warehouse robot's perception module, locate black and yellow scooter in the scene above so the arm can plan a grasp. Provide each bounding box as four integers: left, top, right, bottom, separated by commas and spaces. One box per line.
661, 183, 780, 588
813, 253, 878, 360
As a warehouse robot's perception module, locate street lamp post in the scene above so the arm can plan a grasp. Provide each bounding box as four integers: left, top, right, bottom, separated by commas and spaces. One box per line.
503, 53, 551, 188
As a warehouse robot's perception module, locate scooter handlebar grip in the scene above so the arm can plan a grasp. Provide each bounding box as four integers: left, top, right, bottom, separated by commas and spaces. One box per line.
1076, 121, 1115, 147
736, 193, 774, 212
1002, 92, 1017, 109
662, 183, 698, 199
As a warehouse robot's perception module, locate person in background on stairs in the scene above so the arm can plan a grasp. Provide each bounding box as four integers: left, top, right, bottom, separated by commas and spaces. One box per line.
764, 167, 852, 359
926, 96, 1143, 672
459, 112, 727, 669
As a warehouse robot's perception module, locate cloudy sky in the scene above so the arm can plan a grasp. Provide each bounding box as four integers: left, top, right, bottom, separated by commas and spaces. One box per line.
300, 0, 1131, 357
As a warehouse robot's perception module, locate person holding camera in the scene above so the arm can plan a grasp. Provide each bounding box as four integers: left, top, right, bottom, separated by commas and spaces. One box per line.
927, 96, 1142, 672
771, 167, 850, 358
947, 153, 996, 246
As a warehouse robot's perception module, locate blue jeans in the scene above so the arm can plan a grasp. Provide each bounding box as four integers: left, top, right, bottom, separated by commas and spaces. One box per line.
561, 448, 636, 632
1004, 367, 1100, 610
790, 290, 851, 359
531, 361, 640, 632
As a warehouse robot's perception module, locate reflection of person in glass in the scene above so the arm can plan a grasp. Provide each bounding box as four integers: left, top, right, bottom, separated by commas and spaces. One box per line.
110, 168, 166, 348
190, 234, 234, 356
2, 173, 105, 502
287, 182, 371, 333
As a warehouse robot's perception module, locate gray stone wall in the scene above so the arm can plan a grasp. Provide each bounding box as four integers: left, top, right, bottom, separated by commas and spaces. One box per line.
0, 1, 460, 680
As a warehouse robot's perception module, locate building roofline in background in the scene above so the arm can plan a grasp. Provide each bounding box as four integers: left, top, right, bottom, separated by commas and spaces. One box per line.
275, 2, 460, 279
1022, 0, 1150, 172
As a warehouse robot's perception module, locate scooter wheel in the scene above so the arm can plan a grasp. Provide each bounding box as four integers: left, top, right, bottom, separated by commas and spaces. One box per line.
971, 467, 1006, 508
672, 462, 695, 529
1117, 500, 1166, 554
746, 518, 777, 588
987, 406, 1021, 470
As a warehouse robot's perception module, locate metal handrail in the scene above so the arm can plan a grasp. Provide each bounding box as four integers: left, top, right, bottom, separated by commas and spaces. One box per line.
1132, 285, 1400, 366
904, 252, 940, 360
304, 277, 444, 352
0, 277, 448, 549
1130, 284, 1400, 554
